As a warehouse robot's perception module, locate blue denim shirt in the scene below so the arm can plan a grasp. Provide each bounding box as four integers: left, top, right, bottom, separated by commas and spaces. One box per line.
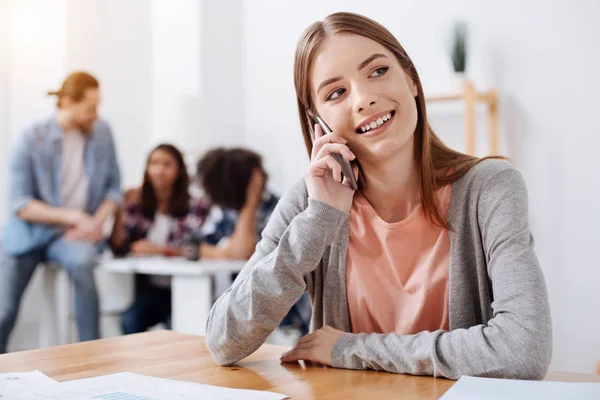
2, 115, 122, 256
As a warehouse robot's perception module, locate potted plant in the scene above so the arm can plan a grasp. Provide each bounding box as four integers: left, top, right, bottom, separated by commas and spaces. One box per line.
450, 21, 468, 89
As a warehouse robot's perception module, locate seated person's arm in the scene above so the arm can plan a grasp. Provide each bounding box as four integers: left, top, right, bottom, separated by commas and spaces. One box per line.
109, 189, 155, 256
109, 205, 128, 253
10, 132, 85, 227
18, 199, 85, 226
111, 211, 182, 257
131, 239, 178, 256
67, 128, 123, 243
201, 170, 265, 259
205, 180, 344, 365
92, 199, 119, 228
94, 127, 123, 227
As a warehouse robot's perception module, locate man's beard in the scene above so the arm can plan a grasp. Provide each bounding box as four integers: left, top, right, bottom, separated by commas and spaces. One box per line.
76, 120, 94, 133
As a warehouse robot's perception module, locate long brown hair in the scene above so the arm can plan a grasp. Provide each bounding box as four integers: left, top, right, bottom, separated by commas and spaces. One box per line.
48, 71, 99, 108
294, 12, 498, 229
141, 144, 190, 220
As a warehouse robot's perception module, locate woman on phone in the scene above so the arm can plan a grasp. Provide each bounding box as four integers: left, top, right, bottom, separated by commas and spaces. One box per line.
206, 12, 552, 380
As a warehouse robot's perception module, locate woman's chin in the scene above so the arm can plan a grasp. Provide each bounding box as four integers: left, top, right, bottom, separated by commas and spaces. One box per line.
360, 133, 414, 160
152, 183, 173, 192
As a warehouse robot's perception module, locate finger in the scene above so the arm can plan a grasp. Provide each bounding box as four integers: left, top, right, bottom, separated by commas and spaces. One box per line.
295, 340, 315, 350
311, 124, 324, 160
353, 164, 359, 181
314, 133, 347, 149
313, 123, 323, 140
66, 230, 84, 242
91, 232, 103, 244
315, 143, 356, 162
296, 332, 316, 345
342, 164, 359, 189
312, 125, 346, 159
310, 155, 339, 177
332, 160, 342, 183
79, 232, 92, 243
311, 155, 343, 184
281, 348, 313, 363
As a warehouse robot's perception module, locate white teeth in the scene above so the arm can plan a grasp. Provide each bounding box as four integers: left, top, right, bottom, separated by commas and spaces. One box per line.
358, 112, 394, 133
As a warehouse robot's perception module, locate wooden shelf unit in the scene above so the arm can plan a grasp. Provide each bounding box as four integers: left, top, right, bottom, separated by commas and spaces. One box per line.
426, 80, 499, 156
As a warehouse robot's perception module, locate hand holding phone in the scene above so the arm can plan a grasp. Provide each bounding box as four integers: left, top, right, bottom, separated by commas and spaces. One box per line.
304, 115, 358, 213
314, 115, 359, 190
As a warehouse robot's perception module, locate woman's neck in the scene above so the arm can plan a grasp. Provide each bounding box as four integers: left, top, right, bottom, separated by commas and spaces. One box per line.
359, 144, 421, 223
154, 187, 172, 214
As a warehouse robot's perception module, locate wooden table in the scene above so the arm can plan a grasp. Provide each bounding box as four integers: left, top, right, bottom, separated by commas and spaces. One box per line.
1, 331, 598, 399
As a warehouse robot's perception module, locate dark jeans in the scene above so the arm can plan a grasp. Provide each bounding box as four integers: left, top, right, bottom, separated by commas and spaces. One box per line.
121, 283, 171, 334
0, 237, 101, 353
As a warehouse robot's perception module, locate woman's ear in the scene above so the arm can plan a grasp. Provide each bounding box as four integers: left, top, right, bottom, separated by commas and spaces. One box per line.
410, 79, 418, 98
404, 72, 418, 98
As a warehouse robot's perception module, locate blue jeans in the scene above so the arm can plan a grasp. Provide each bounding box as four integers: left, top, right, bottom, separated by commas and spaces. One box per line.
0, 236, 101, 353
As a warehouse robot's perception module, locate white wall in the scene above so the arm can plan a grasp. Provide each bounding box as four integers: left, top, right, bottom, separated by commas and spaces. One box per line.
151, 0, 200, 151
67, 0, 153, 189
241, 0, 600, 373
198, 0, 245, 151
3, 0, 69, 352
0, 0, 10, 229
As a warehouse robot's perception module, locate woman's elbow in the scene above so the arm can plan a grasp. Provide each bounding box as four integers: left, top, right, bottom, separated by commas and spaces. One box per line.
207, 344, 238, 366
205, 311, 249, 366
206, 332, 251, 366
514, 343, 552, 380
206, 325, 238, 366
495, 335, 552, 380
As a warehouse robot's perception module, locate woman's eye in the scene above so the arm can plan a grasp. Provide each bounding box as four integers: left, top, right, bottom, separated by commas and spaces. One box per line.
370, 66, 389, 77
326, 88, 346, 101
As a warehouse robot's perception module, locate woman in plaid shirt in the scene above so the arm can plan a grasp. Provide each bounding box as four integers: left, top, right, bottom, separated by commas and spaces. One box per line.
111, 144, 265, 334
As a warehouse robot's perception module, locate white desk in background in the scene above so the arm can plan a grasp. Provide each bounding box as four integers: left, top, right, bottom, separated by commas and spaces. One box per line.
99, 256, 246, 335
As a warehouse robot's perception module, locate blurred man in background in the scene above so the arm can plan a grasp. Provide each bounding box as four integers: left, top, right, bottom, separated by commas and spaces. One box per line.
0, 71, 122, 353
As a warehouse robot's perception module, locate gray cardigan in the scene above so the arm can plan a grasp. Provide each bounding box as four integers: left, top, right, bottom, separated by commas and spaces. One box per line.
206, 159, 552, 380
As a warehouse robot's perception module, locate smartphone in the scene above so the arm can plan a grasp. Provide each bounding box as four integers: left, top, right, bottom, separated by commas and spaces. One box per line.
314, 115, 358, 190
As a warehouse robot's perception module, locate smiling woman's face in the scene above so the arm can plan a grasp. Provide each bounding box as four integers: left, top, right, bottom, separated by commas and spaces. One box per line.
310, 33, 419, 162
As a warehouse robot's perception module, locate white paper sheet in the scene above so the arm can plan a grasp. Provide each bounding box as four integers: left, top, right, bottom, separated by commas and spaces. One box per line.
10, 372, 288, 400
440, 375, 600, 400
0, 371, 58, 399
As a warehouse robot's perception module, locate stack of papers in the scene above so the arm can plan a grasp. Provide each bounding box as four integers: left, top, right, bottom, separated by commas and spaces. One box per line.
440, 375, 600, 400
0, 370, 288, 400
